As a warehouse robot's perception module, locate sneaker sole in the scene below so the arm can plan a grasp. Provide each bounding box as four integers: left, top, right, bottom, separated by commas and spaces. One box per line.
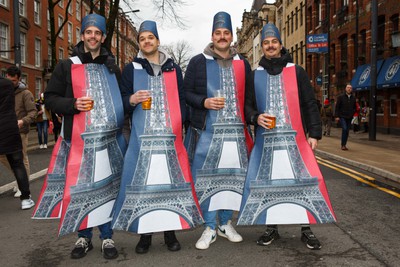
256, 234, 280, 246
217, 229, 243, 242
21, 203, 35, 210
71, 244, 93, 259
301, 235, 321, 250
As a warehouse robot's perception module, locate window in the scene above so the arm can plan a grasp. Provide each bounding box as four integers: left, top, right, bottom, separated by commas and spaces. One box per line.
391, 14, 399, 33
295, 44, 299, 63
68, 22, 73, 43
47, 44, 52, 66
34, 0, 41, 25
35, 38, 41, 67
19, 0, 26, 17
76, 1, 81, 20
376, 95, 384, 115
378, 15, 385, 56
300, 2, 303, 26
76, 27, 81, 44
58, 0, 64, 8
0, 23, 9, 59
20, 32, 26, 64
360, 30, 367, 57
287, 15, 290, 36
291, 11, 294, 33
295, 7, 298, 30
21, 74, 27, 86
59, 47, 64, 60
35, 78, 42, 99
340, 35, 348, 62
390, 95, 397, 116
343, 0, 349, 6
68, 1, 72, 14
58, 15, 64, 38
300, 41, 304, 65
0, 0, 9, 8
47, 10, 50, 32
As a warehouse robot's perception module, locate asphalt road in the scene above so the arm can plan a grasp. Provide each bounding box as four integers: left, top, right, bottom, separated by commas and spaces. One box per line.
0, 152, 399, 267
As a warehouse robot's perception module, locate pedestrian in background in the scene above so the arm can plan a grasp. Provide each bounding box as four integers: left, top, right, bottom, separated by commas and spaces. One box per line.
51, 111, 62, 142
0, 76, 35, 210
335, 83, 356, 150
35, 93, 52, 149
360, 102, 369, 133
321, 98, 333, 136
184, 11, 253, 250
0, 66, 37, 198
351, 98, 360, 133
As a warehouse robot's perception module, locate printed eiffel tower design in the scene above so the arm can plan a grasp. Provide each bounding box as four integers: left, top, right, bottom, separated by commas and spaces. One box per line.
195, 67, 248, 209
59, 64, 124, 236
238, 74, 335, 225
113, 75, 202, 233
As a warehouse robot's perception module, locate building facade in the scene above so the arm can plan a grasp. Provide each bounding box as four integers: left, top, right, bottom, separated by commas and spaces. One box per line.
0, 0, 138, 100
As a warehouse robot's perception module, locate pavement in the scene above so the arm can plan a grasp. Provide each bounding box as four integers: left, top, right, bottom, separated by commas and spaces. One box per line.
13, 125, 400, 191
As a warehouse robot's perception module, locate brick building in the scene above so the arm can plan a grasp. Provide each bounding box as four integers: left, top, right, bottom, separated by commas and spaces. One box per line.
0, 0, 138, 100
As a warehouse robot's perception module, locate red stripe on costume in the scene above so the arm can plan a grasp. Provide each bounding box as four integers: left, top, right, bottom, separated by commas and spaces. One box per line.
179, 216, 190, 230
58, 64, 88, 234
282, 66, 336, 219
232, 60, 253, 152
32, 137, 63, 217
79, 216, 89, 231
163, 71, 200, 208
307, 211, 317, 224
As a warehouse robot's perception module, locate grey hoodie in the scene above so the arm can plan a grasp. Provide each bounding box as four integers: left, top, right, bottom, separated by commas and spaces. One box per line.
203, 42, 238, 68
137, 47, 171, 76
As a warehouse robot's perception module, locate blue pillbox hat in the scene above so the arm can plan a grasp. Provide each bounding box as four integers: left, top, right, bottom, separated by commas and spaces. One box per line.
212, 11, 232, 34
138, 20, 159, 40
261, 23, 282, 44
81, 14, 107, 35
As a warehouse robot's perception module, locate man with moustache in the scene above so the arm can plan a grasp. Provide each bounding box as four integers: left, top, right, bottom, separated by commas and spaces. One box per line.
37, 14, 124, 260
184, 11, 253, 250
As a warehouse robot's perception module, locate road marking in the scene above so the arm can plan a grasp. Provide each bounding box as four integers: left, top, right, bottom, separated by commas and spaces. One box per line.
0, 168, 47, 195
317, 157, 400, 199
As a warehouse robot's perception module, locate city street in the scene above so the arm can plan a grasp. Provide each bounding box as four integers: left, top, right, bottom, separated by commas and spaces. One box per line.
0, 148, 399, 267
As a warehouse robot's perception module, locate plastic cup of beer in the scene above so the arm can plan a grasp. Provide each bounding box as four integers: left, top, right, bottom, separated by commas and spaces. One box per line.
141, 91, 152, 110
214, 90, 225, 107
266, 113, 276, 129
82, 89, 94, 111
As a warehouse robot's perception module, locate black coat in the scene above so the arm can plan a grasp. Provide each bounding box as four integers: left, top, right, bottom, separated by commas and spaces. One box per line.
44, 42, 121, 140
244, 48, 322, 140
0, 77, 22, 154
334, 93, 356, 120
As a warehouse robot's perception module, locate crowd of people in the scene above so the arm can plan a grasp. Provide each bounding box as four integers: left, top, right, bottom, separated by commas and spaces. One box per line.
1, 12, 342, 260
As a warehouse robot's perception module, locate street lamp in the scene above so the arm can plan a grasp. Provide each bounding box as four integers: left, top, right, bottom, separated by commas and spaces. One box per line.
116, 9, 140, 66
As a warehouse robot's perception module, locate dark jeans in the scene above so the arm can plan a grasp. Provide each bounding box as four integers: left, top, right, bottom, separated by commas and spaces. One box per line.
6, 151, 30, 199
37, 120, 48, 145
340, 117, 352, 146
78, 222, 113, 240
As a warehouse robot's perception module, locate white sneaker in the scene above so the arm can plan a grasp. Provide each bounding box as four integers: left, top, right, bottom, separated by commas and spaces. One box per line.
14, 189, 21, 198
21, 198, 35, 210
39, 144, 44, 149
44, 144, 47, 149
217, 220, 243, 242
195, 227, 216, 250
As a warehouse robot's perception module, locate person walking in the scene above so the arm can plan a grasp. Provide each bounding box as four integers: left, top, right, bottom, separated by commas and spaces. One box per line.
360, 102, 369, 133
0, 66, 37, 198
335, 83, 356, 150
112, 20, 202, 254
0, 76, 35, 210
240, 23, 335, 250
35, 93, 52, 149
184, 11, 253, 250
321, 99, 333, 136
34, 14, 125, 260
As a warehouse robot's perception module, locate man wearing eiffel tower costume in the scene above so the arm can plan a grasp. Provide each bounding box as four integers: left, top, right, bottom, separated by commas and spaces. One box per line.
112, 20, 202, 254
184, 11, 253, 250
240, 23, 336, 250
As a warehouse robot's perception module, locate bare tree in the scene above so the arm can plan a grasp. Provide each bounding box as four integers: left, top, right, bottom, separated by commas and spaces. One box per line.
48, 0, 73, 70
162, 40, 193, 74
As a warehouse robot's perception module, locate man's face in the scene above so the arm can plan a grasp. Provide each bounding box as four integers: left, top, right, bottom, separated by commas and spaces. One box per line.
345, 84, 353, 94
80, 26, 105, 53
6, 74, 20, 87
211, 28, 233, 52
138, 31, 160, 57
262, 37, 282, 59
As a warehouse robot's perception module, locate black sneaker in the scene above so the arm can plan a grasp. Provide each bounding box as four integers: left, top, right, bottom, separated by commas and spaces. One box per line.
301, 230, 322, 250
102, 239, 118, 259
135, 234, 152, 254
164, 231, 181, 252
71, 237, 93, 259
257, 227, 280, 246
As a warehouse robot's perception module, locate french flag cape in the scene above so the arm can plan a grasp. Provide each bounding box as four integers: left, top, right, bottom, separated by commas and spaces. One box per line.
185, 56, 253, 213
33, 61, 126, 237
112, 65, 203, 234
238, 65, 336, 225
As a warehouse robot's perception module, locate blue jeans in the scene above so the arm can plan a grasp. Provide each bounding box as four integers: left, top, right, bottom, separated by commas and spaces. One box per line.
37, 120, 48, 145
340, 118, 352, 146
78, 222, 113, 240
203, 209, 233, 230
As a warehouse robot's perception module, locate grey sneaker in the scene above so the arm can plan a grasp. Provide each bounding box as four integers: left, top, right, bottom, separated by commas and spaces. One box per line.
21, 198, 35, 210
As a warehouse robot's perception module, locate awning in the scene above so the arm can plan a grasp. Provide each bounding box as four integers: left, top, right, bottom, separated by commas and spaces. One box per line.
377, 56, 400, 89
351, 60, 384, 91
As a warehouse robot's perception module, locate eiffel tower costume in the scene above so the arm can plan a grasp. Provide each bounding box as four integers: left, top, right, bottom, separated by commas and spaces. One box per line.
238, 51, 336, 226
112, 60, 203, 234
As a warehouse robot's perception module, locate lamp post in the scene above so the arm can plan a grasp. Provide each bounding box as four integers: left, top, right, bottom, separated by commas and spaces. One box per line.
116, 9, 140, 67
13, 0, 21, 67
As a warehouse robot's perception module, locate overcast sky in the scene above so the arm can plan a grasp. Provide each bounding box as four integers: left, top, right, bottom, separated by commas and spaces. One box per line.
123, 0, 256, 56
